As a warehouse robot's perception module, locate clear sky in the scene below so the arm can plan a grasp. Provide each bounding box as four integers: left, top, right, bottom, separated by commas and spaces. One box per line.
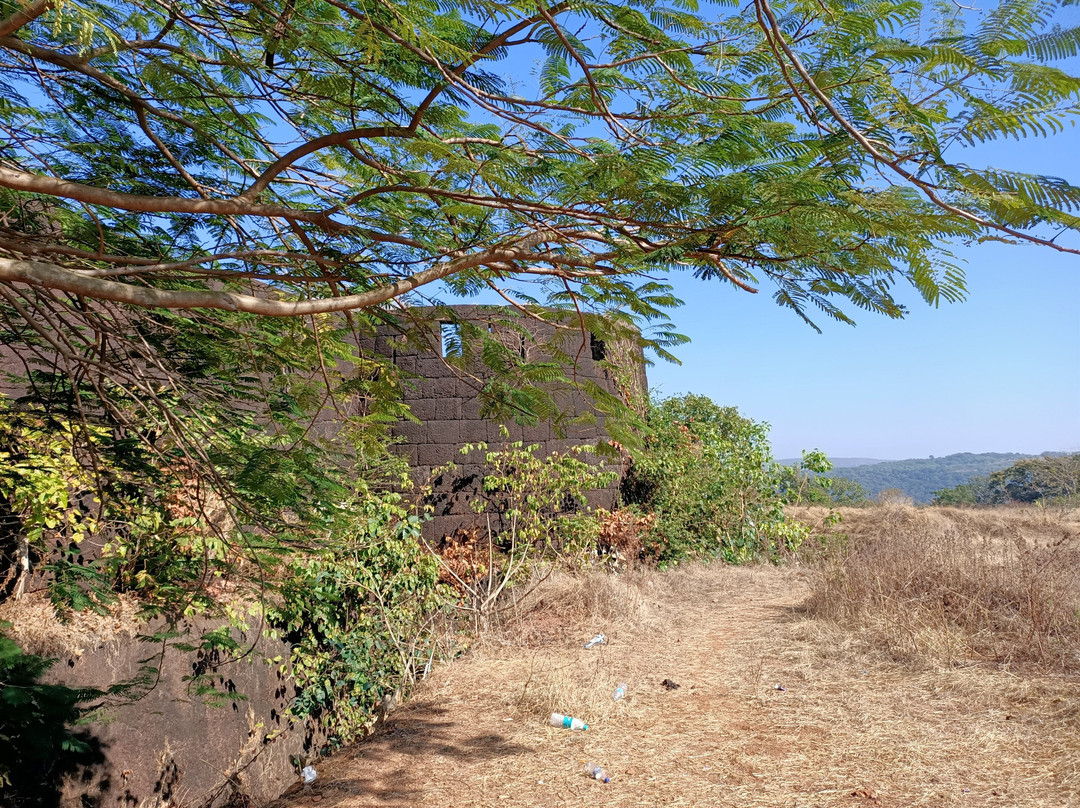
648, 133, 1080, 461
647, 244, 1079, 461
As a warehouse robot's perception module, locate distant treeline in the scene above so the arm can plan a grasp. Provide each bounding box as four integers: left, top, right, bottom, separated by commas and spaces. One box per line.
932, 454, 1080, 506
822, 452, 1036, 504
779, 451, 1078, 506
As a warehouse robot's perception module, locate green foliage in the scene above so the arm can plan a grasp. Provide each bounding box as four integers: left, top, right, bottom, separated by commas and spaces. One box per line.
0, 301, 432, 748
0, 415, 97, 549
268, 492, 444, 748
423, 438, 619, 622
932, 480, 984, 506
777, 452, 869, 506
0, 627, 101, 806
824, 477, 871, 506
621, 394, 805, 564
2, 0, 1079, 345
0, 405, 211, 612
0, 293, 418, 613
987, 454, 1080, 505
460, 437, 618, 554
0, 411, 101, 608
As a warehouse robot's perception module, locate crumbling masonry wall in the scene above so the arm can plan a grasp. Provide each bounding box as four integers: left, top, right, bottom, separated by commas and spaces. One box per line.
358, 306, 647, 541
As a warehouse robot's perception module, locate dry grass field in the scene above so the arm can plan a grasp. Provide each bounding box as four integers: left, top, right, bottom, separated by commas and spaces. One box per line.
794, 504, 1080, 673
273, 506, 1080, 808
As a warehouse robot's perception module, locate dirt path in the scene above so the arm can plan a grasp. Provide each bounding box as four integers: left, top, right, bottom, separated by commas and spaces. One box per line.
274, 566, 1077, 808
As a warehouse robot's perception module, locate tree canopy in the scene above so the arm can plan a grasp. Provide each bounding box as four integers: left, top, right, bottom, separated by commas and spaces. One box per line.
0, 0, 1078, 333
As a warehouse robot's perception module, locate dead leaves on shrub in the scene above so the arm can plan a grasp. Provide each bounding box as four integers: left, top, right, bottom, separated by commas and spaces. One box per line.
596, 508, 657, 565
434, 527, 489, 593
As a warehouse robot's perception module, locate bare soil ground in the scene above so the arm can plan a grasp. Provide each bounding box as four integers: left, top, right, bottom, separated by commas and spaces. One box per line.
274, 564, 1078, 808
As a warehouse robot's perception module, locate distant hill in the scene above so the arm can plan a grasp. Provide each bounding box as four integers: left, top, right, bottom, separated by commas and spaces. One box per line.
780, 457, 887, 468
822, 452, 1037, 503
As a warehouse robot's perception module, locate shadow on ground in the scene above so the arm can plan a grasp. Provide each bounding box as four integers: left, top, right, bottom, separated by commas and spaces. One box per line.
274, 702, 534, 807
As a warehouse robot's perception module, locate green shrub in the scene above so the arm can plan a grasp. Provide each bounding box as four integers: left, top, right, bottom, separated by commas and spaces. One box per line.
461, 439, 617, 554
776, 451, 869, 507
268, 491, 444, 749
621, 394, 804, 565
422, 439, 618, 625
0, 628, 102, 807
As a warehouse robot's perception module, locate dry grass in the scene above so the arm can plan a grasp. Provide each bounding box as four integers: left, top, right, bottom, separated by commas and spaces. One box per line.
0, 589, 143, 659
273, 547, 1080, 808
476, 564, 734, 727
792, 505, 1080, 673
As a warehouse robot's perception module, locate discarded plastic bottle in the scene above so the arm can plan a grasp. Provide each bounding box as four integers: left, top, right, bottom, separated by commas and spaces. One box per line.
549, 712, 588, 731
584, 633, 606, 649
584, 762, 611, 783
612, 682, 627, 702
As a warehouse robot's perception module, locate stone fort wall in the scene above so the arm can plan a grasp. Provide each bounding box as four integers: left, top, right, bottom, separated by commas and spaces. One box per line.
357, 306, 647, 540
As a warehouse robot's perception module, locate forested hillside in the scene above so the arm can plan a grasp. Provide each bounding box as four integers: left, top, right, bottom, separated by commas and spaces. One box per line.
824, 453, 1037, 503
779, 457, 885, 468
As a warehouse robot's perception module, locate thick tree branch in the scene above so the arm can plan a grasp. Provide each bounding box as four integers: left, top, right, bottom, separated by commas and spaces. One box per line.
240, 126, 414, 201
0, 0, 51, 38
0, 232, 582, 315
0, 165, 345, 229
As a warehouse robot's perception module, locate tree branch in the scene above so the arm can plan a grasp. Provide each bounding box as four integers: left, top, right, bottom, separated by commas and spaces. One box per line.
754, 0, 1080, 257
239, 126, 414, 201
0, 232, 578, 315
0, 165, 345, 230
0, 0, 52, 38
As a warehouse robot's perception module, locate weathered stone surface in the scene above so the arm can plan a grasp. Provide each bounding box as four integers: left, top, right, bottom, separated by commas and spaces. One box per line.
434, 397, 463, 421
43, 620, 325, 808
425, 377, 459, 400
393, 420, 425, 444
417, 442, 456, 468
408, 398, 436, 421
427, 420, 461, 446
378, 305, 646, 541
456, 420, 492, 445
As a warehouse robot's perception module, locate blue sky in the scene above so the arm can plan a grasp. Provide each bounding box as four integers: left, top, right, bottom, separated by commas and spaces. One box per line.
647, 242, 1079, 460
648, 132, 1080, 461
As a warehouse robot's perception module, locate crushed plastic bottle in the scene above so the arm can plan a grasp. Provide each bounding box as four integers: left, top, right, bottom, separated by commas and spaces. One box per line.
584, 633, 606, 649
584, 762, 611, 783
549, 712, 588, 730
612, 682, 627, 702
